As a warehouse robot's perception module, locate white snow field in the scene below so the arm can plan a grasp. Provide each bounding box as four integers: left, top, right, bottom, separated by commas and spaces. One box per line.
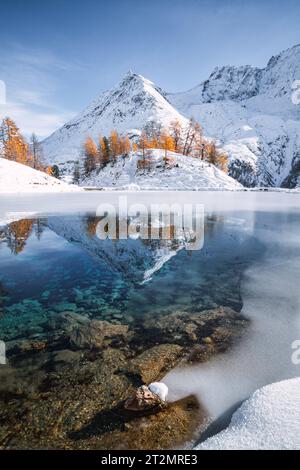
81, 149, 242, 190
197, 378, 300, 450
0, 158, 82, 193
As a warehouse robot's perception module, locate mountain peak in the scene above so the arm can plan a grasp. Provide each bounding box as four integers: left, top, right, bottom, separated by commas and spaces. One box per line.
42, 71, 187, 170
125, 68, 134, 76
118, 70, 155, 91
267, 43, 300, 67
121, 69, 139, 82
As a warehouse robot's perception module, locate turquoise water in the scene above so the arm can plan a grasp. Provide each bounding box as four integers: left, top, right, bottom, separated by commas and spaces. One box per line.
0, 212, 263, 344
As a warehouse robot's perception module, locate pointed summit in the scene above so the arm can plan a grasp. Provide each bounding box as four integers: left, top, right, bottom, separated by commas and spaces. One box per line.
118, 70, 153, 90
42, 72, 188, 172
121, 69, 135, 82
118, 69, 145, 87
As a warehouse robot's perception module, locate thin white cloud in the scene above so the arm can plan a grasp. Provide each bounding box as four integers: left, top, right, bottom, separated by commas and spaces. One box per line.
0, 101, 75, 138
0, 43, 80, 138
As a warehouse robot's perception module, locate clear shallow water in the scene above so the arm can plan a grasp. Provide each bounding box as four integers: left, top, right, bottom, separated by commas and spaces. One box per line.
0, 212, 262, 342
0, 196, 299, 449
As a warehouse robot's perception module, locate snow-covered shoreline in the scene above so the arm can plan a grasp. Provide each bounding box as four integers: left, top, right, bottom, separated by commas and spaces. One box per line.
0, 158, 82, 194
2, 153, 299, 195
197, 378, 300, 450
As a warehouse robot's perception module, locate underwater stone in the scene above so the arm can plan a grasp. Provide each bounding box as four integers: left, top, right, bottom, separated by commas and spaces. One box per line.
203, 337, 213, 344
69, 319, 129, 350
112, 313, 123, 319
53, 303, 77, 313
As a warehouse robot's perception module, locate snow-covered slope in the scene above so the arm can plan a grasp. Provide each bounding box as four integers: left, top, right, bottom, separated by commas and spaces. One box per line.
168, 44, 300, 188
81, 149, 242, 190
197, 377, 300, 450
42, 72, 188, 173
0, 158, 82, 193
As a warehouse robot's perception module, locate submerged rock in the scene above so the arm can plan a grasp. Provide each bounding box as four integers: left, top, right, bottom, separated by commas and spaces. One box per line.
69, 319, 129, 350
53, 302, 77, 313
0, 305, 248, 449
129, 344, 184, 383
46, 311, 89, 332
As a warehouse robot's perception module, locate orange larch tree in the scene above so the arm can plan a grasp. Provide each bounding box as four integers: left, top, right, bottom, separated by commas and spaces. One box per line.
83, 136, 98, 176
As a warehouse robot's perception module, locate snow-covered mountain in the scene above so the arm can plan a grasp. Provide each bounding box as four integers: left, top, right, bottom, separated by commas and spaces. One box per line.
0, 158, 82, 193
42, 72, 188, 173
168, 44, 300, 188
81, 149, 242, 190
42, 44, 300, 188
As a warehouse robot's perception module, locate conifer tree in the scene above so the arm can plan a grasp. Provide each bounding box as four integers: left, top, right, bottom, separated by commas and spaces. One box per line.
205, 141, 228, 172
160, 130, 175, 164
0, 117, 29, 164
52, 165, 60, 178
169, 119, 183, 153
30, 133, 44, 169
216, 152, 228, 172
101, 136, 110, 166
139, 131, 149, 160
73, 162, 81, 184
46, 165, 60, 178
83, 137, 98, 176
206, 142, 218, 165
144, 120, 162, 142
193, 123, 205, 159
109, 130, 120, 162
183, 118, 198, 156
119, 135, 131, 155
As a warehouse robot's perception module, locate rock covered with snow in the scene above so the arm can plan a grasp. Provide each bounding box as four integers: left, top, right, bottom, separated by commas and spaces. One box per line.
201, 65, 262, 103
196, 377, 300, 450
149, 382, 169, 402
81, 149, 242, 190
0, 158, 82, 193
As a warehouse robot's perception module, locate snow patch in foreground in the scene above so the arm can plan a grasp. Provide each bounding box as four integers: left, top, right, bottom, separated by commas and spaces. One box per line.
197, 378, 300, 450
0, 158, 82, 193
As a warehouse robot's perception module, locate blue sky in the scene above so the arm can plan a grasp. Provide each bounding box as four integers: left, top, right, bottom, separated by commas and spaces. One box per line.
0, 0, 300, 137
